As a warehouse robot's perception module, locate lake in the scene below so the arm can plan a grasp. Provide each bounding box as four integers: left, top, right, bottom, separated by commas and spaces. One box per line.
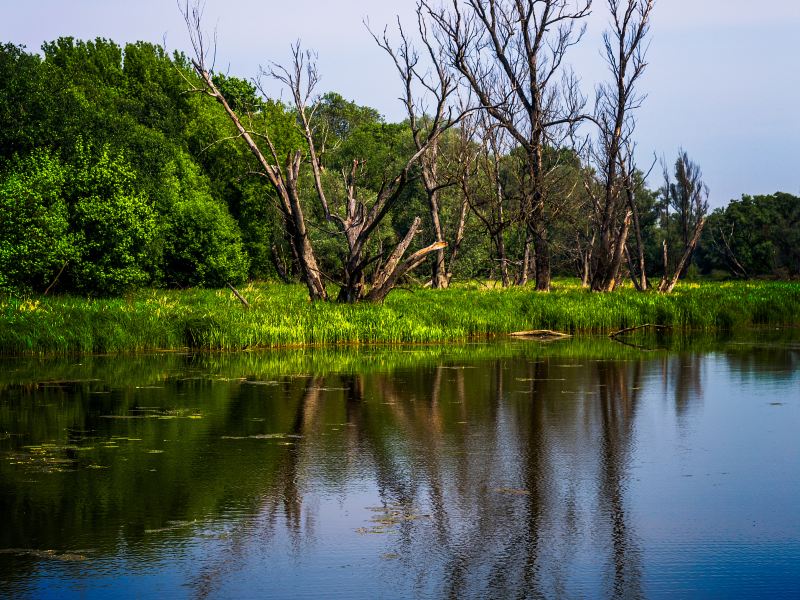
1, 333, 798, 599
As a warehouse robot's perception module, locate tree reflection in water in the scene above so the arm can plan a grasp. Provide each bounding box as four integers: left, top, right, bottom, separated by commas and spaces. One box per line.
182, 355, 652, 598
1, 336, 798, 598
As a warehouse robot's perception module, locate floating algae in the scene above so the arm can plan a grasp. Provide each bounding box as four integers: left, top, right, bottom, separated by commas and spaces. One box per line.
0, 549, 89, 562
356, 504, 430, 535
221, 433, 302, 441
145, 520, 197, 535
101, 408, 204, 421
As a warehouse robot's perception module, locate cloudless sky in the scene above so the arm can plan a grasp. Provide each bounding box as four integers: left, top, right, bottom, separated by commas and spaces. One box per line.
2, 0, 799, 206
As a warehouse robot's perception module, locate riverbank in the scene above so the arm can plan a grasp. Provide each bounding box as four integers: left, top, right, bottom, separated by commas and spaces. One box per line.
1, 281, 799, 355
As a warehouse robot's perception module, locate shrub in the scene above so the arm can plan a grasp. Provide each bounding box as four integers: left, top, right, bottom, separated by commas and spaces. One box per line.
159, 153, 249, 288
67, 143, 159, 296
0, 150, 76, 293
164, 196, 249, 288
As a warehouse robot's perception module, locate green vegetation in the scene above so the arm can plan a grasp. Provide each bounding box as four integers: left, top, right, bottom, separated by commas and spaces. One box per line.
2, 281, 798, 355
1, 39, 797, 302
698, 192, 800, 278
0, 33, 797, 352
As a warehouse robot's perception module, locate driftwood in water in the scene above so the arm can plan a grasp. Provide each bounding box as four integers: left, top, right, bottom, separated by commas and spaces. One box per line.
609, 323, 671, 338
509, 330, 572, 341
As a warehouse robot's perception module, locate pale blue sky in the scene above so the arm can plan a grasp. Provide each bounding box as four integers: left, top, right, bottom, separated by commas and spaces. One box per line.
2, 0, 799, 206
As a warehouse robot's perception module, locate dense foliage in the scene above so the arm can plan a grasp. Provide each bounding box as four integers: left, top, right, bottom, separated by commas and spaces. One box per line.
0, 38, 794, 298
698, 193, 800, 278
0, 40, 251, 295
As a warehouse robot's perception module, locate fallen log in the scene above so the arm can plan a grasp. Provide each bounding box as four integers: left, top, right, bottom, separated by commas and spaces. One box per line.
609, 324, 671, 338
227, 282, 250, 309
509, 330, 572, 341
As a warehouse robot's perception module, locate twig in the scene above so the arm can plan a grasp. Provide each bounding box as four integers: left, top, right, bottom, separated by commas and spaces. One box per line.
43, 261, 68, 296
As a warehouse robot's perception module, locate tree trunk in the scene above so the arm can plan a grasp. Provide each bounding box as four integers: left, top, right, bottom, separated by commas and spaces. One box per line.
517, 229, 532, 286
366, 219, 447, 303
627, 187, 647, 291
191, 66, 328, 301
533, 225, 551, 291
446, 197, 469, 285
659, 218, 706, 293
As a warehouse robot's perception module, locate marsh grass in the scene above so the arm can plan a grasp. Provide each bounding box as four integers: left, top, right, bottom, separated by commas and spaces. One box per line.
1, 280, 798, 355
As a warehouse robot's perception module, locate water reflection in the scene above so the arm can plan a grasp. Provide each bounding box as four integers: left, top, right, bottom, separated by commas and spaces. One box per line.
1, 335, 798, 598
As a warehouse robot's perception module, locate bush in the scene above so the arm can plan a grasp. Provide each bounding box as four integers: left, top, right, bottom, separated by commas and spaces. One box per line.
165, 196, 249, 288
159, 153, 249, 288
67, 143, 159, 296
0, 151, 76, 294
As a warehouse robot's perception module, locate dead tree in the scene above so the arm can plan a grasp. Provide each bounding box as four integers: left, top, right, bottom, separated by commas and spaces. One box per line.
709, 222, 748, 278
466, 116, 516, 287
181, 1, 446, 303
181, 3, 327, 299
623, 148, 652, 291
444, 102, 476, 284
657, 151, 709, 293
584, 0, 654, 292
371, 14, 462, 289
422, 0, 591, 291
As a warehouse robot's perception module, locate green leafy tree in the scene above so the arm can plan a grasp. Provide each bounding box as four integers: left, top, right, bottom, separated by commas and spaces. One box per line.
67, 142, 159, 296
699, 193, 800, 278
0, 151, 75, 293
160, 153, 249, 287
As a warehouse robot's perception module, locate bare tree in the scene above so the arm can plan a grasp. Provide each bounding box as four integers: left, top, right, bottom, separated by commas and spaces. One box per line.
444, 101, 477, 284
181, 1, 447, 303
466, 116, 517, 287
371, 11, 465, 289
623, 150, 655, 291
422, 0, 591, 291
657, 150, 709, 293
709, 222, 748, 278
583, 0, 654, 292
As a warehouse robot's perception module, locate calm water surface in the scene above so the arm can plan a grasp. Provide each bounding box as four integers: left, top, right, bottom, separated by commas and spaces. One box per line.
0, 335, 798, 599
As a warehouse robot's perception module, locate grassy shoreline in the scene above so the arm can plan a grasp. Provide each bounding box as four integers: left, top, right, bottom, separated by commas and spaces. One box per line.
1, 281, 799, 356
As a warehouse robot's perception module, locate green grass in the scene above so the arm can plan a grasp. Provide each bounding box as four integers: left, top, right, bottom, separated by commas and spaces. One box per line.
1, 280, 798, 355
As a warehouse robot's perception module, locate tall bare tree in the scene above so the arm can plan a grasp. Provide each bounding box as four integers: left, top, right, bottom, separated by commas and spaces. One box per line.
422, 0, 591, 291
465, 115, 517, 286
371, 13, 466, 289
181, 1, 447, 303
584, 0, 654, 292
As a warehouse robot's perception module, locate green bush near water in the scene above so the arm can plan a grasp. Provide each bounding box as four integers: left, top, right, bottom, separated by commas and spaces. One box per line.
1, 280, 798, 355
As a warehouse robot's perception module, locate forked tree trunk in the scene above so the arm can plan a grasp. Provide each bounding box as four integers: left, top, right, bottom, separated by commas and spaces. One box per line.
658, 218, 706, 293
594, 211, 632, 292
366, 217, 447, 302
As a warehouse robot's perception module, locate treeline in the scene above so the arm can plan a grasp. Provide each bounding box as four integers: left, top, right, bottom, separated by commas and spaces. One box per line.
0, 5, 796, 298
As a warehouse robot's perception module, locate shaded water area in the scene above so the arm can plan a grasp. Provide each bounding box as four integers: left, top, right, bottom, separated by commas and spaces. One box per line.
1, 333, 798, 599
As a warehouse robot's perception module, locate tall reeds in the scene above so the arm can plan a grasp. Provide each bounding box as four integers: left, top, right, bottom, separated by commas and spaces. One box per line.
1, 281, 798, 355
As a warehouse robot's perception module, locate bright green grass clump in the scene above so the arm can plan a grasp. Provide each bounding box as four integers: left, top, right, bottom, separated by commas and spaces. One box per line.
1, 280, 798, 355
